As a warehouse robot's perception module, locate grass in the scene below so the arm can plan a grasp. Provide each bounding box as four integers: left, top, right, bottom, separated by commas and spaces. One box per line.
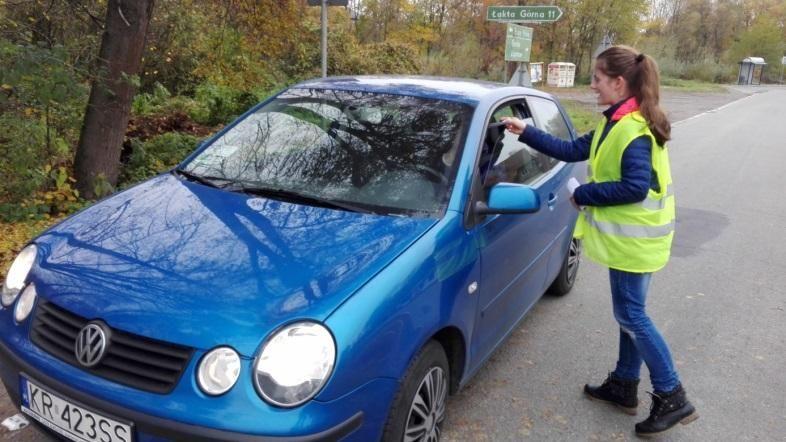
660, 77, 726, 92
561, 99, 598, 134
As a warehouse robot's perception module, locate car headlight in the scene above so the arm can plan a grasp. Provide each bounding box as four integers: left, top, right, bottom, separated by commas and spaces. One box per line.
253, 322, 335, 407
197, 347, 241, 396
2, 244, 37, 307
14, 283, 37, 323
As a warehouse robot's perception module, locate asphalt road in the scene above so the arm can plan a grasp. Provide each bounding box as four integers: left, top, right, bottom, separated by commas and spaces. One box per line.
2, 86, 784, 441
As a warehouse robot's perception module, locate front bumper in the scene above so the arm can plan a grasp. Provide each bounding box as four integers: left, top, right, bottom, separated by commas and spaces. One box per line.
0, 340, 364, 441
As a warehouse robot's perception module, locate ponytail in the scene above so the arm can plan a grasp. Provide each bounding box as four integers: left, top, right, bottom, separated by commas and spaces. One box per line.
596, 46, 671, 146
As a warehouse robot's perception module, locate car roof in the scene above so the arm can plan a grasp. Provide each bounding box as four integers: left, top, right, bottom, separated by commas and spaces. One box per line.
292, 75, 555, 105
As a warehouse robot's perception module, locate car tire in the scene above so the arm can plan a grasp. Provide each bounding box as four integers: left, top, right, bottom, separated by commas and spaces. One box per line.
547, 238, 581, 296
382, 340, 449, 442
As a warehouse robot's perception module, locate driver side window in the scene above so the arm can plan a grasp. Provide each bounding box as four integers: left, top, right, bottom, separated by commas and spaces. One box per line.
480, 103, 547, 189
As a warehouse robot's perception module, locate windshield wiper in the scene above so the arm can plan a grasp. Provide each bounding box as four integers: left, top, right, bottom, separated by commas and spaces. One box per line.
228, 184, 376, 214
173, 169, 234, 189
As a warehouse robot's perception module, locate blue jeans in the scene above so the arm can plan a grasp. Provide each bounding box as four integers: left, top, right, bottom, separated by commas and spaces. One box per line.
609, 269, 680, 393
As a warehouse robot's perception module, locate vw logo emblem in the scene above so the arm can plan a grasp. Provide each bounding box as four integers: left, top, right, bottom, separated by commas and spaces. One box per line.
74, 323, 108, 367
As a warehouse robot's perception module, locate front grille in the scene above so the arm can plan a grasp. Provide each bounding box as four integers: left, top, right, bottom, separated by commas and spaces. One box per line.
30, 300, 194, 394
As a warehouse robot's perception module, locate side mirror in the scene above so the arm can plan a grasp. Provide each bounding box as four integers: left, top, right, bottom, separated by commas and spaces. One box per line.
475, 183, 540, 215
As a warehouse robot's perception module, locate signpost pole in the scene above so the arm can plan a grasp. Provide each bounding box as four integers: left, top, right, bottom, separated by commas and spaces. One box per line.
517, 63, 532, 87
321, 0, 328, 78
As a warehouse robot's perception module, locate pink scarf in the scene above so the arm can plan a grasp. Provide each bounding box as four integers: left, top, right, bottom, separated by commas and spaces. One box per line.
610, 97, 640, 121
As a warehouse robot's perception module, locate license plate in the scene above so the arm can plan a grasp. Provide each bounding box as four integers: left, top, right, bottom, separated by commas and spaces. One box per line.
20, 375, 133, 442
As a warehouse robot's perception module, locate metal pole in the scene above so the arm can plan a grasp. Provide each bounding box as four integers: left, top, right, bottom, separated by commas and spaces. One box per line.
521, 62, 532, 87
321, 0, 327, 78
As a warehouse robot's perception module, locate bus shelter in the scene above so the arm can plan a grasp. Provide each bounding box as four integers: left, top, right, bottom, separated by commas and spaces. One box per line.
738, 57, 766, 85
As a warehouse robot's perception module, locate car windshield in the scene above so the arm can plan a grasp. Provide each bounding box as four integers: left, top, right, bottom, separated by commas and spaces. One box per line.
183, 88, 473, 217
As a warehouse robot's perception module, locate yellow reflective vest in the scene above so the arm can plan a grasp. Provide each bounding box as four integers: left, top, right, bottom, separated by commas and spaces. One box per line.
574, 111, 675, 273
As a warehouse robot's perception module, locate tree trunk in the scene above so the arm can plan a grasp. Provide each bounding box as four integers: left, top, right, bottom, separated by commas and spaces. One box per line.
74, 0, 154, 199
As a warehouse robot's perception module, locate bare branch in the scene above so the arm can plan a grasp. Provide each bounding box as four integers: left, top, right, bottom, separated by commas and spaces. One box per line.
118, 0, 131, 27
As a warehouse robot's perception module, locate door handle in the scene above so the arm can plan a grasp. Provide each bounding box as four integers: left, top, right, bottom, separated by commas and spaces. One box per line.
547, 193, 558, 206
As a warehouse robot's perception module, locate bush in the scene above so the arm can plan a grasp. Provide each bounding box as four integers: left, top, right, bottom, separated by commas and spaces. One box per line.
189, 83, 261, 126
683, 60, 730, 83
362, 41, 422, 75
0, 156, 84, 222
132, 82, 200, 118
422, 36, 486, 79
0, 40, 87, 221
0, 115, 49, 201
120, 132, 201, 186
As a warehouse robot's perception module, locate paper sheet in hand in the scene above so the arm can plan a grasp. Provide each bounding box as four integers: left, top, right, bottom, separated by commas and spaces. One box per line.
567, 177, 580, 195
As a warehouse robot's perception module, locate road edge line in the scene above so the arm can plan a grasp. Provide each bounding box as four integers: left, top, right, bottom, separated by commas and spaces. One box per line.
673, 92, 758, 126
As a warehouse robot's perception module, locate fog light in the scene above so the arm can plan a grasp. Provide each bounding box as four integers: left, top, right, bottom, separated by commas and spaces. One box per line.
14, 283, 37, 323
197, 347, 241, 395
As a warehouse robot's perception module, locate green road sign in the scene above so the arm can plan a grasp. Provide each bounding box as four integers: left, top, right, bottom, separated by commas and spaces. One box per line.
487, 6, 563, 23
505, 24, 533, 62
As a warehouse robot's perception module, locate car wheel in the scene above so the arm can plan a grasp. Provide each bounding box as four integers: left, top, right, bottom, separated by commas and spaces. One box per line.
382, 340, 449, 442
547, 238, 581, 296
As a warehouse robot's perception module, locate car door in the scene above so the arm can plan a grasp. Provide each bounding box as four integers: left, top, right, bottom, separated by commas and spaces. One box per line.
469, 99, 568, 366
525, 95, 582, 279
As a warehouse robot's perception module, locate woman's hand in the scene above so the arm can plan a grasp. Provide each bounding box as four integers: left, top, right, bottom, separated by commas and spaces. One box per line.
500, 117, 527, 135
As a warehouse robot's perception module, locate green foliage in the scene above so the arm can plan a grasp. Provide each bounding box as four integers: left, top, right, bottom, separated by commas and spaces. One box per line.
140, 0, 207, 93
191, 27, 275, 90
423, 36, 483, 78
132, 82, 172, 115
726, 16, 785, 83
0, 40, 87, 143
189, 83, 261, 126
119, 132, 200, 186
37, 166, 83, 215
0, 38, 87, 221
659, 57, 735, 83
132, 82, 200, 117
0, 115, 50, 201
361, 41, 422, 74
92, 174, 115, 199
0, 117, 84, 221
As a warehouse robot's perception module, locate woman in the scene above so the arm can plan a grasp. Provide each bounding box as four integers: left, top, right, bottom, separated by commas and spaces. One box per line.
502, 45, 697, 437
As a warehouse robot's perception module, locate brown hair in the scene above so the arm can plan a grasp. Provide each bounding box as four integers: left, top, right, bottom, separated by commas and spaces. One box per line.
596, 45, 670, 146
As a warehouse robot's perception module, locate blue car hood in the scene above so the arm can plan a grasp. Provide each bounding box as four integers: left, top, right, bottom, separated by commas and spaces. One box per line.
32, 174, 437, 356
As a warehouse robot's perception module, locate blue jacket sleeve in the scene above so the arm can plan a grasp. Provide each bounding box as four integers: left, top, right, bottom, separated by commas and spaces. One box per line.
573, 135, 652, 207
518, 125, 592, 162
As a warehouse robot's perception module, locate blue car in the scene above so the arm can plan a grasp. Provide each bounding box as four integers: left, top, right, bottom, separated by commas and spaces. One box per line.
1, 76, 583, 442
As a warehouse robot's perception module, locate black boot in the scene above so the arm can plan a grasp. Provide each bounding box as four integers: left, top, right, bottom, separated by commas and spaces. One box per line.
635, 384, 698, 437
584, 373, 639, 415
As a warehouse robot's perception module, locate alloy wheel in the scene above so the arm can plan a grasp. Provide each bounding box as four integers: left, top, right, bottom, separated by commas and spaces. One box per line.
566, 238, 581, 284
404, 366, 448, 442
